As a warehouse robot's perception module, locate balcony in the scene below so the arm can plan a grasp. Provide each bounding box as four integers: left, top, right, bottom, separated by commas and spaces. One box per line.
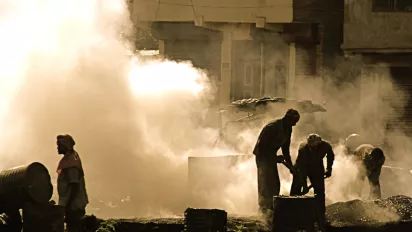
131, 0, 293, 24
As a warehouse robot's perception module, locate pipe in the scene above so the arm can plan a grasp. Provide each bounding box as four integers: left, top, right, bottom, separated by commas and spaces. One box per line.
260, 42, 264, 96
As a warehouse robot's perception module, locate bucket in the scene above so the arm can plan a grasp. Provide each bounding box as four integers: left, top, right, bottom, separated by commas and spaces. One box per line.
272, 196, 323, 232
0, 162, 53, 212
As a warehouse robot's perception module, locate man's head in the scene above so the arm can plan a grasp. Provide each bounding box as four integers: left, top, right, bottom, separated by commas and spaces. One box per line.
364, 147, 385, 169
57, 134, 75, 155
307, 133, 322, 149
283, 109, 300, 127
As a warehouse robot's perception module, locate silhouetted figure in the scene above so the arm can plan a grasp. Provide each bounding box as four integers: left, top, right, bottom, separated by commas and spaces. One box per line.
344, 134, 385, 199
290, 134, 335, 227
56, 134, 89, 232
353, 144, 385, 199
253, 109, 300, 215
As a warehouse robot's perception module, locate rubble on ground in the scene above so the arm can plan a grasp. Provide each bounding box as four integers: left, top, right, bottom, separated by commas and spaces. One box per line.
326, 195, 412, 228
81, 195, 412, 231
83, 215, 267, 232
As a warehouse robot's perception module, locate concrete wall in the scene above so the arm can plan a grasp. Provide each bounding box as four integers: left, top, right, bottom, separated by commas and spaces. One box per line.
131, 0, 293, 24
343, 0, 412, 51
293, 0, 344, 70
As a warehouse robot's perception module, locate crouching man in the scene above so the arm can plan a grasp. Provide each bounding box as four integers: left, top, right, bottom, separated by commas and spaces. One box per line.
353, 144, 385, 199
56, 134, 89, 232
345, 134, 386, 199
290, 134, 335, 226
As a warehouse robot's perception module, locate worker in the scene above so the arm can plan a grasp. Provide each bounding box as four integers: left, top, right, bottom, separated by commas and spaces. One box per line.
352, 144, 385, 199
253, 109, 300, 215
344, 134, 385, 199
290, 134, 335, 226
56, 134, 89, 232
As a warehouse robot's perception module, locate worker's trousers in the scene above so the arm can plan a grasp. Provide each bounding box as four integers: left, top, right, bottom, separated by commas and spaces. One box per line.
256, 155, 280, 214
65, 209, 85, 232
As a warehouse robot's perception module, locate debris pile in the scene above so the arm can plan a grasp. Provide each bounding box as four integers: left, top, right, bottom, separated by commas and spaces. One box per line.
229, 97, 326, 114
326, 195, 412, 228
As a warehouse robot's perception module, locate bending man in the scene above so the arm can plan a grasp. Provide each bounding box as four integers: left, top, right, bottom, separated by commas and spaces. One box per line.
290, 134, 335, 224
345, 134, 386, 199
253, 109, 300, 215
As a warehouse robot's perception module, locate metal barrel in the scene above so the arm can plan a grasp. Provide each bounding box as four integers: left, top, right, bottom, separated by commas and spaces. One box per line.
184, 208, 227, 232
0, 162, 53, 212
272, 196, 322, 232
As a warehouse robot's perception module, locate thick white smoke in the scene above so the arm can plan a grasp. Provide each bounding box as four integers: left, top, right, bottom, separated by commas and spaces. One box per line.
1, 0, 412, 220
0, 0, 223, 218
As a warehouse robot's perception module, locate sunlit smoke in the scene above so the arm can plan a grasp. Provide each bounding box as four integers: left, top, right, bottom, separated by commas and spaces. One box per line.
0, 0, 217, 219
1, 0, 412, 221
128, 58, 206, 96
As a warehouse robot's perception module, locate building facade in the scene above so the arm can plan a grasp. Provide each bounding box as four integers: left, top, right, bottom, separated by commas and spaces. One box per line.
343, 0, 412, 132
130, 0, 343, 106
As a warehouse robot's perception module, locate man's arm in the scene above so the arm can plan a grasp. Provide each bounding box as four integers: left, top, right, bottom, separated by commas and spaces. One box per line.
367, 167, 382, 199
281, 137, 293, 167
326, 143, 335, 171
66, 167, 81, 209
324, 143, 335, 178
295, 147, 308, 186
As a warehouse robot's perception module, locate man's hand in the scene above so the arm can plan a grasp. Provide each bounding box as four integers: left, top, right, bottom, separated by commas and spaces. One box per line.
277, 155, 294, 174
288, 166, 295, 175
275, 155, 285, 163
285, 159, 294, 174
325, 168, 332, 178
301, 185, 310, 195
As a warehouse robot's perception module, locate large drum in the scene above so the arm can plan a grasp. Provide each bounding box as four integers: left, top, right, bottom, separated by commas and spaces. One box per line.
0, 162, 53, 212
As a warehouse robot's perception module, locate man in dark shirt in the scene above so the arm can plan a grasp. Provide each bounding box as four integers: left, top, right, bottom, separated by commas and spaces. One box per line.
253, 109, 300, 215
290, 134, 335, 224
56, 134, 89, 232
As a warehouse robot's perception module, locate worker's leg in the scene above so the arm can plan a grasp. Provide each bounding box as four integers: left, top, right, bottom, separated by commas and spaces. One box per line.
290, 168, 303, 196
65, 209, 85, 232
352, 164, 366, 198
309, 175, 326, 230
367, 166, 383, 199
256, 155, 280, 214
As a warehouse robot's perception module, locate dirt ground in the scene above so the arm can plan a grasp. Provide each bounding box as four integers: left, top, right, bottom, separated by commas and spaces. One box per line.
83, 215, 269, 232
85, 195, 412, 232
84, 215, 412, 232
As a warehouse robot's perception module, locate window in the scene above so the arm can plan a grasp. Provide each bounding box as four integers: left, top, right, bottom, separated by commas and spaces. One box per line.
244, 64, 253, 86
274, 64, 287, 97
372, 0, 412, 12
243, 90, 252, 99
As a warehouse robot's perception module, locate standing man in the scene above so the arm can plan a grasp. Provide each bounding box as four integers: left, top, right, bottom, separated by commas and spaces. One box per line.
290, 134, 335, 226
56, 134, 89, 232
253, 109, 300, 215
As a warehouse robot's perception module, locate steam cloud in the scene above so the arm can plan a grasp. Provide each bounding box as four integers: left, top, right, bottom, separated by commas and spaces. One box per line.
0, 0, 412, 220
